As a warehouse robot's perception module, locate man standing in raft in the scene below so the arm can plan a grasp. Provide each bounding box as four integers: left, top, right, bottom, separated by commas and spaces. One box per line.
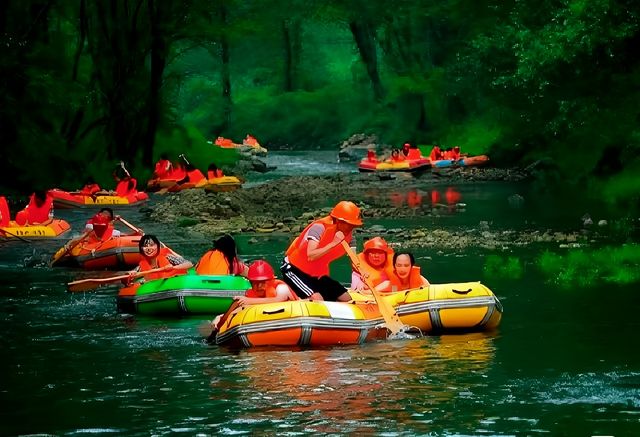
281, 200, 362, 302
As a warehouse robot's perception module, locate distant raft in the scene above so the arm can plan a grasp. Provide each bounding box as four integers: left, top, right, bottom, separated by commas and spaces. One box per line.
358, 158, 431, 173
0, 219, 70, 239
51, 234, 143, 270
117, 272, 251, 315
215, 281, 502, 348
431, 155, 490, 168
149, 176, 244, 194
48, 189, 149, 209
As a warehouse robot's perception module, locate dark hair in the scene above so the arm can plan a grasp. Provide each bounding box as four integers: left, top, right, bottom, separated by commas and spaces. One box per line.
208, 163, 219, 171
160, 153, 169, 160
393, 252, 415, 266
139, 234, 161, 256
33, 190, 48, 204
99, 207, 114, 220
213, 234, 238, 268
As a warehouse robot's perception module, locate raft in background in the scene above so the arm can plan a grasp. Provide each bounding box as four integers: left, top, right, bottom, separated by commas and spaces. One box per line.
48, 189, 149, 208
117, 271, 251, 315
148, 176, 244, 194
51, 234, 142, 270
0, 219, 70, 238
215, 281, 502, 348
431, 155, 490, 168
358, 158, 431, 173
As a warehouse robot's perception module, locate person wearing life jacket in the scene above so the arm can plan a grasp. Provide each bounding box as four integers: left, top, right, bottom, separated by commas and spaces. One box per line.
451, 146, 461, 161
350, 237, 394, 292
366, 149, 378, 163
153, 153, 174, 179
281, 200, 363, 302
243, 134, 259, 147
0, 196, 10, 227
113, 162, 137, 197
84, 208, 122, 237
84, 213, 118, 244
178, 163, 206, 185
401, 143, 411, 157
390, 149, 405, 163
234, 260, 298, 305
378, 252, 430, 293
430, 145, 443, 161
207, 163, 224, 179
14, 190, 54, 225
79, 178, 101, 196
406, 143, 422, 160
196, 234, 249, 276
128, 234, 193, 282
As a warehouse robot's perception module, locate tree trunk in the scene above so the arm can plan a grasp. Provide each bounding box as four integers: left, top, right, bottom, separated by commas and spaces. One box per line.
283, 19, 301, 92
349, 19, 384, 101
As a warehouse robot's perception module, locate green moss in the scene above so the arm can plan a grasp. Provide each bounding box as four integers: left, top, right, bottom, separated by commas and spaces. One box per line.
177, 217, 200, 228
483, 255, 523, 280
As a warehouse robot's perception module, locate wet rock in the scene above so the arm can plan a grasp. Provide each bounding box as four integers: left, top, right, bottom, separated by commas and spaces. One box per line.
598, 220, 608, 226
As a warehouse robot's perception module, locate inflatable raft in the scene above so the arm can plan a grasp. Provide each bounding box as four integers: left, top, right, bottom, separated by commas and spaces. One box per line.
150, 176, 243, 193
0, 219, 70, 239
431, 155, 490, 168
117, 272, 251, 315
48, 189, 149, 209
215, 282, 502, 348
215, 301, 388, 348
358, 158, 431, 173
51, 234, 142, 269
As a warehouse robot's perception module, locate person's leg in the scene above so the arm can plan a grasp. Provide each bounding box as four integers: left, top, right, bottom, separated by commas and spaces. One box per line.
317, 276, 350, 302
281, 260, 321, 300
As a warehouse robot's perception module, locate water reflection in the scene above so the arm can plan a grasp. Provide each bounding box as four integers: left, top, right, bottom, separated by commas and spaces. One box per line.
209, 333, 496, 433
388, 187, 463, 211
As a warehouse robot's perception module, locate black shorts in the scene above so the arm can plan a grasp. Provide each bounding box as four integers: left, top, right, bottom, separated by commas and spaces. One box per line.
280, 260, 347, 301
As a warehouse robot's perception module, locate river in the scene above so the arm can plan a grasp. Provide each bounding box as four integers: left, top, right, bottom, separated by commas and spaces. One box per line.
1, 151, 638, 435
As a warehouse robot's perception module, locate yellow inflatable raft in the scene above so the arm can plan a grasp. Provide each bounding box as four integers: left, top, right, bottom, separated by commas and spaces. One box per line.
0, 219, 71, 238
215, 282, 502, 348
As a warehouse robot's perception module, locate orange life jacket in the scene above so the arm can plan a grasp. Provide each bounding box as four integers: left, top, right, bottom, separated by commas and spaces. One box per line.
0, 196, 9, 226
86, 224, 115, 243
207, 169, 224, 179
356, 251, 393, 287
195, 249, 243, 275
80, 184, 101, 195
170, 167, 186, 180
139, 247, 187, 280
386, 266, 425, 292
115, 178, 137, 197
430, 148, 442, 161
286, 216, 352, 278
245, 279, 298, 300
187, 169, 206, 184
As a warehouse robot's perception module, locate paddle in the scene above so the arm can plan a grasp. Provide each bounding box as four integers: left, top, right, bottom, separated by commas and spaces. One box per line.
115, 217, 144, 235
66, 267, 165, 293
156, 183, 177, 195
341, 240, 409, 337
50, 230, 91, 266
0, 228, 33, 243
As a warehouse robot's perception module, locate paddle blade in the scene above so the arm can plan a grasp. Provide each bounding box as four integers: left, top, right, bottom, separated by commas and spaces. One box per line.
67, 274, 129, 293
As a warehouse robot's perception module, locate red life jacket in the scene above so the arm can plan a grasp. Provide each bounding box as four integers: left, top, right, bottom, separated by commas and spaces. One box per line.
139, 247, 187, 280
19, 194, 53, 224
0, 196, 9, 226
171, 167, 187, 180
187, 169, 206, 184
115, 178, 137, 197
154, 159, 173, 179
286, 216, 352, 278
245, 279, 298, 300
407, 148, 422, 160
80, 184, 101, 196
430, 147, 442, 161
207, 169, 224, 179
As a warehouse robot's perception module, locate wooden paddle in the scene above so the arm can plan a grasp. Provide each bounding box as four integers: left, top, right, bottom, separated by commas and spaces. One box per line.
66, 267, 165, 293
341, 240, 408, 337
115, 217, 144, 235
50, 230, 91, 266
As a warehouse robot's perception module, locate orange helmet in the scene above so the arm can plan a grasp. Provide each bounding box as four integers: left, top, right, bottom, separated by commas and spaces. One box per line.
363, 236, 391, 254
247, 260, 275, 281
330, 201, 363, 226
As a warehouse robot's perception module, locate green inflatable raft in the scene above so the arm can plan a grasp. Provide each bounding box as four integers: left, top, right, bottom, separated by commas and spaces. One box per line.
117, 270, 250, 316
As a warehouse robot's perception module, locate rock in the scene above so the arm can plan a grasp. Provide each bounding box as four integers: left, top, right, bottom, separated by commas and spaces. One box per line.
598, 220, 608, 226
479, 221, 490, 230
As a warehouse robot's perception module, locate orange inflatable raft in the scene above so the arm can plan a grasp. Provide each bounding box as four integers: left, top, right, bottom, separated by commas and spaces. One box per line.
51, 234, 142, 269
48, 189, 149, 209
0, 219, 71, 239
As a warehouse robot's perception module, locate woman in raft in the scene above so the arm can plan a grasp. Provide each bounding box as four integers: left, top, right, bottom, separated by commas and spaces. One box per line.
195, 234, 249, 276
127, 234, 193, 282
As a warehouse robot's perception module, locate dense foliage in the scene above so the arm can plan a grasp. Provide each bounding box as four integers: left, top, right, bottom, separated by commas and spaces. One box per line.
1, 0, 638, 203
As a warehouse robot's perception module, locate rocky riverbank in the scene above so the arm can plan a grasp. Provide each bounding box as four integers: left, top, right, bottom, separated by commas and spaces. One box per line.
145, 166, 611, 251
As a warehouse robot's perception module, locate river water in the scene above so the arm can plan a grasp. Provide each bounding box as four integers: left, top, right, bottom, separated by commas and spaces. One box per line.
1, 152, 639, 435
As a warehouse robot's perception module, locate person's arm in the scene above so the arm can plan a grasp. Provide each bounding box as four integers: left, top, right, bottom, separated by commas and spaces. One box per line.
420, 275, 430, 287
374, 280, 391, 293
162, 253, 194, 271
306, 229, 345, 261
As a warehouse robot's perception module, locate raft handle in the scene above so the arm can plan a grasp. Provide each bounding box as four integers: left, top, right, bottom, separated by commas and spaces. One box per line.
203, 279, 221, 284
452, 288, 472, 295
262, 308, 285, 315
